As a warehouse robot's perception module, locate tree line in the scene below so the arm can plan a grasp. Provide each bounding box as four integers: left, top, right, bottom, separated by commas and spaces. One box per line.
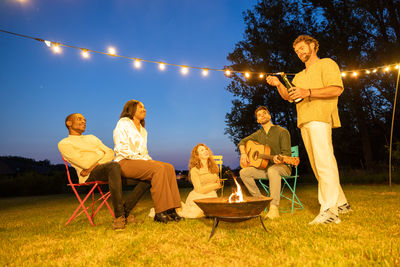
224, 0, 400, 173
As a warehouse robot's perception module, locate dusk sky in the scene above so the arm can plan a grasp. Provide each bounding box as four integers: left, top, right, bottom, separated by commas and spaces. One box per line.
0, 0, 259, 170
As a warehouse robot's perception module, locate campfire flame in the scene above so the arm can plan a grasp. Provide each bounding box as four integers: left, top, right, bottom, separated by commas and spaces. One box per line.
228, 175, 244, 203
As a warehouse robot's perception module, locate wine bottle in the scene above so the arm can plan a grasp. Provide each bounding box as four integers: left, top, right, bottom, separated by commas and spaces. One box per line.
280, 73, 303, 104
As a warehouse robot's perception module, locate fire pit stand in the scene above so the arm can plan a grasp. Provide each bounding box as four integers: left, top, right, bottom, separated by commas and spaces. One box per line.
194, 196, 272, 240
208, 215, 268, 240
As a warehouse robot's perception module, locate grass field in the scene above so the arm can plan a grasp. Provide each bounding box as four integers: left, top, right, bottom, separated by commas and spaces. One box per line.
0, 184, 399, 266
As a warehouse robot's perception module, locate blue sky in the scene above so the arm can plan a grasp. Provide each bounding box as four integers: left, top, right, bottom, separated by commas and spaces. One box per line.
0, 0, 259, 170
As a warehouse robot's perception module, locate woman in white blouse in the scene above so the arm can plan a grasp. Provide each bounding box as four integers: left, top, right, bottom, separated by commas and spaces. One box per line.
113, 100, 182, 223
179, 143, 221, 218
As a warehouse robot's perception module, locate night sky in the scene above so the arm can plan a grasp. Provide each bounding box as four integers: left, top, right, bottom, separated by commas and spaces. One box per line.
0, 0, 259, 170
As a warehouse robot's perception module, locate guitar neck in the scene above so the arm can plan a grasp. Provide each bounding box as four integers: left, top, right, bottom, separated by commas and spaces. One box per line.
259, 154, 275, 161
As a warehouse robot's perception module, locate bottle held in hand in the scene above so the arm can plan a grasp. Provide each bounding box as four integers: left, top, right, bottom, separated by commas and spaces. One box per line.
280, 73, 303, 104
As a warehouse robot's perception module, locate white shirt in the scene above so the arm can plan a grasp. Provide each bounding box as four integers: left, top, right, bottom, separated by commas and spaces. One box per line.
113, 117, 152, 162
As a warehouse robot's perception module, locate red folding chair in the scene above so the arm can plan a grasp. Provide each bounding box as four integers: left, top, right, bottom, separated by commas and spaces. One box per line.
62, 157, 115, 226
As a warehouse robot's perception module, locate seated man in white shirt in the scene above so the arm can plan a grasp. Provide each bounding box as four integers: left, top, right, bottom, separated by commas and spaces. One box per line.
58, 113, 150, 230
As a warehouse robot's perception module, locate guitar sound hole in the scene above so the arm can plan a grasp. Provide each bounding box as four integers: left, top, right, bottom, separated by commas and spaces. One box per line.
254, 151, 259, 160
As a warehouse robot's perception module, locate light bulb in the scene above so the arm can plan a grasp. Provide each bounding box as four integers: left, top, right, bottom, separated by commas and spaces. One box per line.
181, 67, 189, 75
159, 63, 166, 70
108, 47, 116, 55
134, 60, 141, 68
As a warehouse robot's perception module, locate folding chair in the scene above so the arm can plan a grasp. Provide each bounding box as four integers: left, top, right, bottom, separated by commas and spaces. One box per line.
212, 155, 227, 196
258, 146, 304, 213
62, 157, 115, 226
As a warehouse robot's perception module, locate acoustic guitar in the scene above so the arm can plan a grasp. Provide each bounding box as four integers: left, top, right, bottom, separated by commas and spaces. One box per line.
240, 140, 300, 169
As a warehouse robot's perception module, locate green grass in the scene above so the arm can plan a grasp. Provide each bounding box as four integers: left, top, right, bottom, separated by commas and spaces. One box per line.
0, 185, 399, 266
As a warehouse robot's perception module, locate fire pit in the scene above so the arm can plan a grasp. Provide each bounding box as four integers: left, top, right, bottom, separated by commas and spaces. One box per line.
194, 196, 272, 240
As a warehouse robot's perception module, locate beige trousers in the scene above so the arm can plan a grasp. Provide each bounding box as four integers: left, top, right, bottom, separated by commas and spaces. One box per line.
118, 159, 181, 213
239, 164, 291, 206
301, 121, 348, 215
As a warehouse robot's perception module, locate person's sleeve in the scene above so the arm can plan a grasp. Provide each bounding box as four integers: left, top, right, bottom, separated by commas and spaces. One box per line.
279, 129, 292, 157
143, 133, 152, 160
238, 130, 262, 148
93, 135, 115, 163
113, 121, 139, 160
190, 168, 220, 194
58, 140, 103, 169
322, 59, 344, 91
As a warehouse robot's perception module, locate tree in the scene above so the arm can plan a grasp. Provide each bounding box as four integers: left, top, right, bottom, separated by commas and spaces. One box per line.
225, 0, 400, 170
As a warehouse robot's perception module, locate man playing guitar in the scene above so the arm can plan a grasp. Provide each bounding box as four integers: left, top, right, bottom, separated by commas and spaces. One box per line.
239, 106, 292, 219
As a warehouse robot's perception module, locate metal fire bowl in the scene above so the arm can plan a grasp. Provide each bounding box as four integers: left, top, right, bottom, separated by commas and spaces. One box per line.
194, 196, 272, 222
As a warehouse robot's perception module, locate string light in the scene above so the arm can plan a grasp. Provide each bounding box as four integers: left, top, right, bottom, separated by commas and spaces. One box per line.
81, 49, 90, 58
0, 29, 399, 80
134, 59, 141, 68
159, 63, 166, 71
52, 44, 61, 54
181, 66, 189, 75
108, 47, 116, 55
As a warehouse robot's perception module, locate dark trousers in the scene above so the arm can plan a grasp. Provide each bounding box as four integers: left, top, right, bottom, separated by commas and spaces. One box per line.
87, 162, 150, 218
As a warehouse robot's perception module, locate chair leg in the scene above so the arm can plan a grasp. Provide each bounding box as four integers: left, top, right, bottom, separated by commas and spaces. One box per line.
66, 185, 98, 226
281, 178, 304, 213
258, 180, 270, 196
96, 186, 115, 218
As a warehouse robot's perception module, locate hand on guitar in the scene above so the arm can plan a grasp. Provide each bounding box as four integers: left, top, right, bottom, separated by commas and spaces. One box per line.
273, 155, 284, 164
240, 153, 250, 168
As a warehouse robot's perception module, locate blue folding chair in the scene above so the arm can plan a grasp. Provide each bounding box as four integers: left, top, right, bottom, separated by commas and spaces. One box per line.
258, 146, 304, 213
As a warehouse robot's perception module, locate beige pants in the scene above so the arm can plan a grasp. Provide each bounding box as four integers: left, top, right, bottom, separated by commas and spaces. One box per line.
118, 159, 181, 213
240, 164, 291, 206
301, 121, 348, 215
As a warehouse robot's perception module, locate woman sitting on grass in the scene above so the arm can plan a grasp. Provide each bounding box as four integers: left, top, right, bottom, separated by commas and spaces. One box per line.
179, 143, 222, 218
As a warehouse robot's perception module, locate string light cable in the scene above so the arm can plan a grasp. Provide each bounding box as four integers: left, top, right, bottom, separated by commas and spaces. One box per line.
3, 29, 398, 79
0, 29, 279, 77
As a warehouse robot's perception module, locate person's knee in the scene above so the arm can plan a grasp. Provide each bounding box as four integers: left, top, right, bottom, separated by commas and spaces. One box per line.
267, 167, 282, 181
267, 167, 277, 177
151, 162, 165, 173
109, 162, 122, 175
240, 168, 252, 180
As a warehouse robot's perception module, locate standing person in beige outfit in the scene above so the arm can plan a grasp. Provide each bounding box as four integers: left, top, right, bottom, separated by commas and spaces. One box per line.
113, 100, 182, 223
266, 35, 351, 225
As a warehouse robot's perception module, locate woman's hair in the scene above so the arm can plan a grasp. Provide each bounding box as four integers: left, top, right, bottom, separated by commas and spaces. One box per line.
119, 99, 145, 127
188, 143, 219, 174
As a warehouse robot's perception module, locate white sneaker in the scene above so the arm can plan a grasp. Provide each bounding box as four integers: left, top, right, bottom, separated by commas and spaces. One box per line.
265, 204, 280, 219
338, 203, 352, 214
309, 210, 341, 225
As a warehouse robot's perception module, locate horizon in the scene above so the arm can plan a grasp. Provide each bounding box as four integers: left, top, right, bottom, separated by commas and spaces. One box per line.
0, 0, 259, 170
